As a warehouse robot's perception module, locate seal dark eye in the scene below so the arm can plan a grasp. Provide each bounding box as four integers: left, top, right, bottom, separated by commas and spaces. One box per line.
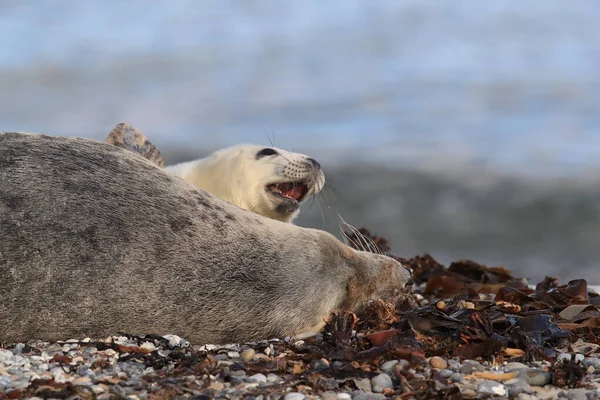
256, 148, 278, 159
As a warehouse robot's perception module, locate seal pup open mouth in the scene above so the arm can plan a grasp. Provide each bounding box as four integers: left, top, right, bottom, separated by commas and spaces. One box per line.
165, 144, 326, 223
266, 181, 309, 202
105, 123, 325, 224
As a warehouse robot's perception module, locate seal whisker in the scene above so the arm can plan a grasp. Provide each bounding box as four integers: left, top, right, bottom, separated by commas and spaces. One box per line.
337, 215, 369, 253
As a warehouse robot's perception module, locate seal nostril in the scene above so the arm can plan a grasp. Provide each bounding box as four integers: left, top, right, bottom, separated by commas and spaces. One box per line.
307, 157, 321, 170
405, 277, 414, 287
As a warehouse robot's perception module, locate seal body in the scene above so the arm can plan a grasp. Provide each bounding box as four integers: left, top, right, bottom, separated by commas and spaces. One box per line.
165, 145, 326, 223
0, 132, 412, 345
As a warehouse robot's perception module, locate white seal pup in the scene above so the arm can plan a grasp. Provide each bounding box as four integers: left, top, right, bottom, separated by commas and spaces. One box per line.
165, 145, 326, 223
104, 122, 325, 223
0, 132, 413, 345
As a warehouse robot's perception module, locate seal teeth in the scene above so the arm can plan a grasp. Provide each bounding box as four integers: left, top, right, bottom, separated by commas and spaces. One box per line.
267, 182, 308, 201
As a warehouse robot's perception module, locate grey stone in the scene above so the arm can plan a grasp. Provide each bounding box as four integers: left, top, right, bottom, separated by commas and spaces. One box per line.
574, 354, 585, 363
352, 395, 385, 400
230, 370, 246, 378
584, 358, 600, 370
284, 393, 305, 400
505, 378, 532, 397
519, 368, 552, 387
371, 373, 393, 393
518, 394, 541, 400
311, 358, 330, 371
459, 362, 485, 374
449, 373, 464, 383
439, 369, 454, 378
447, 359, 460, 370
321, 392, 338, 400
337, 394, 352, 400
380, 360, 398, 374
566, 388, 589, 400
477, 380, 507, 396
505, 362, 529, 371
267, 373, 281, 383
353, 378, 372, 392
247, 373, 267, 383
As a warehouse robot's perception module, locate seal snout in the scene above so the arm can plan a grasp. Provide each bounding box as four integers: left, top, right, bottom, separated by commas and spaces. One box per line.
307, 157, 321, 170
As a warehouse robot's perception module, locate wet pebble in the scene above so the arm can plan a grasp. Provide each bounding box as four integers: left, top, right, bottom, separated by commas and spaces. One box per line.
449, 373, 464, 383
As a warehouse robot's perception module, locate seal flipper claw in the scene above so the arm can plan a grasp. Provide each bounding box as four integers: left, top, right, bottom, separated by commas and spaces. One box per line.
105, 122, 164, 168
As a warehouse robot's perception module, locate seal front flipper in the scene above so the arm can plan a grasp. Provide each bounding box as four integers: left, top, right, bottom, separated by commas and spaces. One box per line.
105, 122, 164, 168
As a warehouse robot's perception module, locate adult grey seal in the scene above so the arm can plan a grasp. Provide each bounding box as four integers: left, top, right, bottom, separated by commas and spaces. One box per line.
104, 122, 325, 224
0, 132, 413, 345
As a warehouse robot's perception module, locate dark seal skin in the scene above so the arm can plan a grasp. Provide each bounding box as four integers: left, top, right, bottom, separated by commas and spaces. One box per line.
0, 132, 413, 345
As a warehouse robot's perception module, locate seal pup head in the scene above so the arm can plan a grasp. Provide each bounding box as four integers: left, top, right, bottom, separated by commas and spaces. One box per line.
166, 144, 326, 223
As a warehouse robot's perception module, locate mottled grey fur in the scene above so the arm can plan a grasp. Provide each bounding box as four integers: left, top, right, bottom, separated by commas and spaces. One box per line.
0, 132, 413, 345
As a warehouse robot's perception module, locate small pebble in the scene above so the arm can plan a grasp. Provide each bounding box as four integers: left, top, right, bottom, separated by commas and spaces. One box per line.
449, 373, 463, 383
227, 351, 240, 358
459, 362, 485, 374
505, 362, 529, 371
447, 359, 460, 370
247, 373, 267, 383
380, 360, 398, 373
439, 369, 454, 378
584, 357, 600, 370
566, 388, 588, 400
478, 380, 507, 396
371, 373, 393, 393
240, 348, 256, 362
284, 393, 305, 400
352, 378, 372, 392
429, 356, 448, 369
352, 394, 385, 400
519, 368, 552, 387
505, 378, 532, 397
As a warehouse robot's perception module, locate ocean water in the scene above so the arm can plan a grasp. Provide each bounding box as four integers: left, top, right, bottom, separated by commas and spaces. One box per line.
2, 1, 600, 281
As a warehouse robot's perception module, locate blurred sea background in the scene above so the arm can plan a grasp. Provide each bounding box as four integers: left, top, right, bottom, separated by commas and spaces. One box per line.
2, 0, 600, 283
